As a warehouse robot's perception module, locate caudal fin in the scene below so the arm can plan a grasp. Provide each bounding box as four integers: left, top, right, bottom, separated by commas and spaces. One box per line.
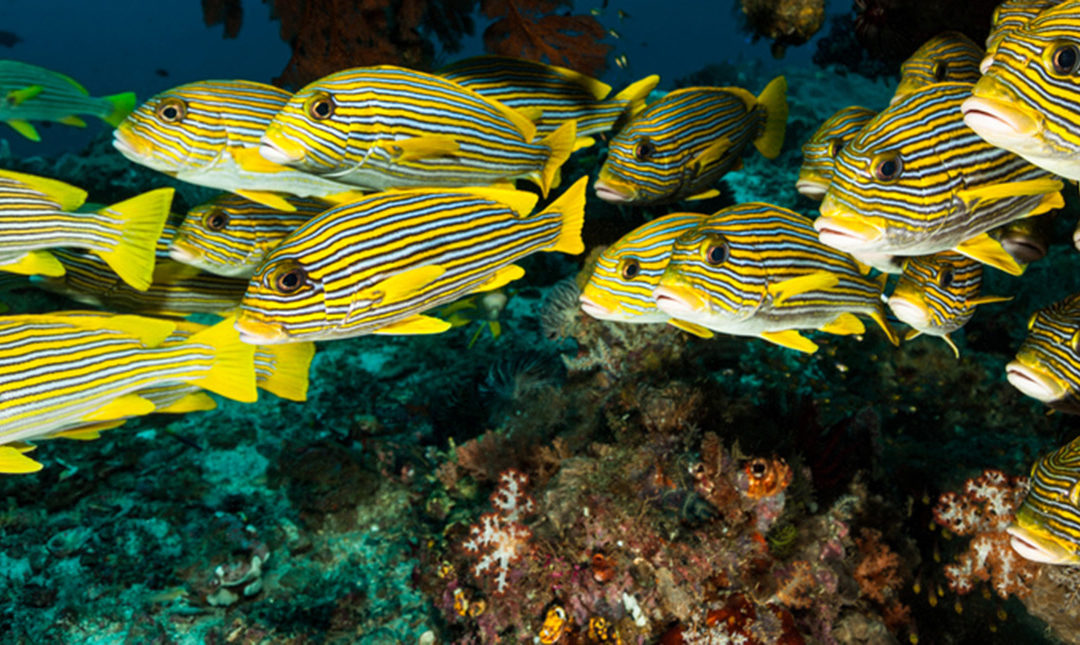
186, 316, 258, 403
94, 188, 174, 291
541, 176, 587, 255
255, 342, 316, 402
753, 76, 788, 160
534, 121, 576, 199
101, 91, 137, 127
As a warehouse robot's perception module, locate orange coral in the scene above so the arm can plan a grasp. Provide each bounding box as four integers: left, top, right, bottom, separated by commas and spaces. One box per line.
854, 528, 903, 605
481, 0, 612, 76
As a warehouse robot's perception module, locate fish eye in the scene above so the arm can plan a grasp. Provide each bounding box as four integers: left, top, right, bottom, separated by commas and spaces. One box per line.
1026, 311, 1038, 330
204, 210, 229, 232
620, 258, 641, 280
306, 93, 335, 120
1051, 42, 1080, 76
828, 139, 844, 158
872, 153, 903, 182
933, 61, 948, 82
704, 239, 729, 266
938, 268, 954, 288
634, 137, 656, 161
273, 265, 308, 293
156, 97, 187, 123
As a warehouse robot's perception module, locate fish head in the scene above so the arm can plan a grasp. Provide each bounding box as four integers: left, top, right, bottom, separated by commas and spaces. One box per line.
236, 253, 329, 344
259, 75, 356, 175
889, 253, 980, 335
1006, 296, 1080, 409
170, 196, 260, 278
595, 110, 685, 205
798, 106, 876, 200
1008, 437, 1080, 565
894, 32, 984, 104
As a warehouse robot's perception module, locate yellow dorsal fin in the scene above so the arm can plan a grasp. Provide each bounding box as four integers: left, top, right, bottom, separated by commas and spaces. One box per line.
377, 265, 446, 305
234, 189, 297, 212
573, 135, 597, 151
515, 106, 546, 123
58, 115, 86, 128
689, 137, 732, 170
956, 178, 1064, 205
7, 84, 43, 106
533, 120, 576, 199
156, 391, 218, 413
540, 175, 587, 255
954, 233, 1024, 276
186, 316, 257, 403
82, 393, 155, 422
685, 188, 721, 201
476, 265, 525, 292
230, 146, 294, 174
94, 188, 173, 291
7, 119, 40, 141
49, 420, 126, 440
667, 318, 715, 338
46, 313, 176, 347
819, 312, 866, 336
468, 187, 539, 217
495, 101, 537, 143
371, 314, 452, 335
388, 135, 460, 162
549, 64, 611, 99
753, 76, 788, 160
0, 446, 43, 474
0, 251, 65, 277
771, 271, 839, 306
968, 294, 1012, 306
759, 329, 818, 353
0, 169, 87, 210
613, 75, 660, 120
256, 342, 315, 402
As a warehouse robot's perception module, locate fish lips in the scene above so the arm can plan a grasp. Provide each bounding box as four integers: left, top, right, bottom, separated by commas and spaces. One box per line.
234, 314, 290, 345
1006, 524, 1078, 565
1005, 360, 1067, 403
813, 211, 884, 252
578, 293, 618, 320
594, 179, 632, 204
961, 96, 1040, 144
795, 177, 828, 200
653, 284, 705, 320
887, 294, 931, 331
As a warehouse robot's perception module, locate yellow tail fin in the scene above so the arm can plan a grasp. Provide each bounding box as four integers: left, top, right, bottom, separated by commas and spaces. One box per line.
535, 121, 577, 199
753, 76, 788, 160
101, 91, 136, 127
95, 188, 174, 291
613, 75, 659, 121
187, 316, 257, 403
541, 176, 587, 255
255, 342, 315, 402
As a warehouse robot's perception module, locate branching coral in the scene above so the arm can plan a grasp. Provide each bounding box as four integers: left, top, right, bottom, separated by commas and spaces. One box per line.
481, 0, 611, 76
461, 469, 537, 595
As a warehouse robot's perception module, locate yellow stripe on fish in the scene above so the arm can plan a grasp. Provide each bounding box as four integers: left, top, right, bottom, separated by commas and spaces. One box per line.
817, 82, 1063, 276
236, 177, 588, 344
170, 193, 329, 277
113, 80, 359, 210
653, 202, 898, 354
1009, 435, 1080, 566
0, 60, 135, 142
887, 252, 1010, 357
797, 106, 876, 199
984, 0, 1061, 60
966, 1, 1080, 181
257, 66, 576, 198
438, 55, 657, 143
594, 77, 788, 205
0, 169, 171, 290
893, 32, 984, 104
1007, 293, 1080, 414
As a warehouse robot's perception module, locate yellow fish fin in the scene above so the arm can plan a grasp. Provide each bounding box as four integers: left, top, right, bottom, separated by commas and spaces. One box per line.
59, 115, 86, 128
534, 120, 576, 199
1031, 189, 1066, 217
152, 260, 203, 284
49, 420, 126, 440
689, 137, 732, 170
573, 136, 597, 152
904, 329, 922, 341
685, 188, 721, 201
35, 313, 176, 347
819, 312, 865, 336
93, 188, 174, 291
462, 187, 538, 217
187, 316, 257, 403
234, 189, 297, 212
540, 175, 587, 255
100, 92, 136, 127
941, 334, 960, 359
759, 329, 818, 353
6, 119, 39, 141
870, 309, 900, 346
968, 294, 1012, 306
0, 250, 64, 277
6, 84, 43, 106
0, 169, 87, 210
156, 392, 218, 414
753, 76, 788, 160
230, 146, 294, 174
388, 135, 460, 162
256, 342, 315, 402
371, 314, 452, 335
477, 264, 525, 292
852, 257, 872, 275
488, 320, 502, 339
515, 106, 546, 123
551, 65, 611, 99
954, 233, 1024, 276
0, 446, 43, 474
83, 394, 155, 422
322, 190, 367, 204
771, 271, 839, 306
497, 103, 537, 143
667, 318, 715, 338
378, 264, 446, 305
613, 75, 660, 120
956, 178, 1064, 205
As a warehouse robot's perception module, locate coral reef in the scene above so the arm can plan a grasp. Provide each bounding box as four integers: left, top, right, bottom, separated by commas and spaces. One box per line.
739, 0, 825, 58
481, 0, 611, 77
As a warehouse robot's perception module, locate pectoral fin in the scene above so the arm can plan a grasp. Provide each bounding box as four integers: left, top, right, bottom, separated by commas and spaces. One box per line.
689, 137, 732, 170
759, 329, 818, 353
377, 264, 446, 305
371, 314, 452, 335
234, 189, 297, 212
6, 84, 43, 106
0, 251, 64, 277
957, 178, 1064, 205
667, 318, 715, 338
388, 135, 460, 162
771, 271, 839, 306
954, 233, 1024, 276
231, 146, 293, 174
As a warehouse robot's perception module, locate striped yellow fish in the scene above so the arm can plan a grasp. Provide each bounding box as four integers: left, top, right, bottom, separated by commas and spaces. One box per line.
1008, 435, 1080, 565
817, 82, 1063, 276
594, 77, 788, 205
579, 212, 714, 337
438, 56, 657, 145
113, 80, 358, 211
1007, 293, 1080, 414
0, 169, 171, 290
653, 202, 898, 353
169, 193, 328, 277
893, 32, 983, 103
984, 0, 1061, 68
257, 66, 576, 198
797, 105, 876, 199
0, 314, 256, 473
887, 252, 1010, 357
0, 60, 134, 142
993, 213, 1054, 265
965, 2, 1080, 181
235, 177, 587, 344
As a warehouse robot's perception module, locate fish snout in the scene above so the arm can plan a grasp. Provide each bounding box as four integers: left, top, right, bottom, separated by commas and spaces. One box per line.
962, 78, 1041, 141
887, 294, 931, 331
594, 178, 633, 204
1006, 524, 1078, 565
578, 292, 617, 320
1005, 359, 1067, 403
795, 175, 828, 200
234, 313, 289, 345
652, 284, 704, 319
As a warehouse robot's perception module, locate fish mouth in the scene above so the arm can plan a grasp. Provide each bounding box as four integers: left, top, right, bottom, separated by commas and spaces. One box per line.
887, 294, 930, 331
813, 213, 884, 251
1007, 524, 1077, 565
112, 128, 142, 160
168, 245, 198, 265
234, 314, 290, 345
1005, 360, 1067, 403
259, 139, 302, 165
961, 96, 1040, 141
653, 284, 704, 319
594, 179, 632, 204
1000, 235, 1047, 265
979, 53, 994, 75
578, 293, 617, 320
795, 178, 828, 200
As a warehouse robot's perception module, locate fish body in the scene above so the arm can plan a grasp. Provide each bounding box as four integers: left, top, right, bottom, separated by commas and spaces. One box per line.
1007, 293, 1080, 414
1008, 435, 1080, 565
170, 193, 328, 277
817, 82, 1063, 276
653, 202, 897, 353
797, 105, 876, 199
113, 80, 357, 210
893, 32, 983, 103
257, 66, 576, 198
965, 1, 1080, 181
235, 177, 587, 344
594, 77, 788, 205
0, 60, 135, 141
438, 56, 657, 141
